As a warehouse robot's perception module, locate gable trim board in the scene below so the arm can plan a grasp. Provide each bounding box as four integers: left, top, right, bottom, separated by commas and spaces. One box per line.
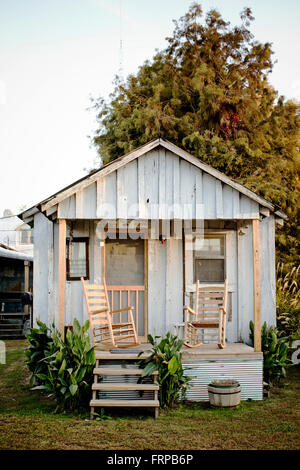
20, 139, 286, 224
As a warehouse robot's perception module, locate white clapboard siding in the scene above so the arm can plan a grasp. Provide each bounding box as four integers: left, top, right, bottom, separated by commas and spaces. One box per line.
57, 148, 260, 220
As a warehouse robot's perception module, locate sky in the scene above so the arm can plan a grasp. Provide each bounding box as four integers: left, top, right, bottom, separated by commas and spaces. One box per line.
0, 0, 299, 217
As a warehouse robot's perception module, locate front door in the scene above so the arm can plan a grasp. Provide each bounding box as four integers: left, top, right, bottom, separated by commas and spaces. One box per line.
105, 238, 147, 341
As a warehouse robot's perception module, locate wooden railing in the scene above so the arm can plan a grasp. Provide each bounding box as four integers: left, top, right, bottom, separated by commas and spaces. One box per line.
107, 285, 145, 337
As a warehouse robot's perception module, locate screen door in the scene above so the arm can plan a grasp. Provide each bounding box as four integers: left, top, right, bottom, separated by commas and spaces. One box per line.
105, 238, 146, 339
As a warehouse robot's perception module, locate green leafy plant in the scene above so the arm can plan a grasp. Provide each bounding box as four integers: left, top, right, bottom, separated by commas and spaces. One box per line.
31, 319, 95, 412
24, 319, 58, 386
94, 408, 112, 421
138, 333, 192, 408
276, 263, 300, 341
249, 321, 291, 385
91, 3, 300, 265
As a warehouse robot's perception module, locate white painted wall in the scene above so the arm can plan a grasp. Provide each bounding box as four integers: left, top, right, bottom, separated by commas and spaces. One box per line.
33, 214, 276, 346
260, 215, 276, 327
148, 238, 183, 337
32, 212, 53, 326
237, 222, 254, 344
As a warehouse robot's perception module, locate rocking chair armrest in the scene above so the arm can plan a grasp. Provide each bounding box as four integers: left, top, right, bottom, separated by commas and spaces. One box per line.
220, 306, 227, 315
91, 308, 109, 315
183, 306, 197, 316
111, 306, 134, 314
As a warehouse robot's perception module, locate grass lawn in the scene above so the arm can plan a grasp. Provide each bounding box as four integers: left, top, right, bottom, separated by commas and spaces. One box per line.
0, 339, 299, 450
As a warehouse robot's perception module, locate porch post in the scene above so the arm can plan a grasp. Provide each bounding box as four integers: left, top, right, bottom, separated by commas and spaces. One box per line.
24, 261, 30, 314
252, 219, 261, 352
58, 219, 66, 336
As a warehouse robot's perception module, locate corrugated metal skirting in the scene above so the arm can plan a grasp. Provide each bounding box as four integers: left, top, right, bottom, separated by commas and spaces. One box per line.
182, 356, 263, 401
96, 361, 155, 401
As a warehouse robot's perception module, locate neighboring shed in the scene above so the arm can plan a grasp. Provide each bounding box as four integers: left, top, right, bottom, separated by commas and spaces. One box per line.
20, 138, 286, 401
0, 215, 34, 256
0, 244, 33, 338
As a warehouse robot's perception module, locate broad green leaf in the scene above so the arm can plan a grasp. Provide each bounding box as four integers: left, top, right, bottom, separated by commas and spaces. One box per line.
141, 362, 158, 377
168, 356, 178, 374
69, 384, 78, 396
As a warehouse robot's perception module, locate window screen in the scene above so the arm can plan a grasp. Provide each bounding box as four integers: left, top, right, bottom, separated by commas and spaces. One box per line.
66, 238, 89, 280
19, 229, 33, 245
194, 235, 225, 283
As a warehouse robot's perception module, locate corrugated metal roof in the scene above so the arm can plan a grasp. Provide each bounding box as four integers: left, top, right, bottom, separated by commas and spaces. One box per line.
0, 245, 33, 261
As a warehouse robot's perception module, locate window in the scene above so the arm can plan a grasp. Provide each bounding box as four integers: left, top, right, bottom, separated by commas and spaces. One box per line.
18, 227, 33, 245
66, 237, 89, 281
194, 235, 225, 283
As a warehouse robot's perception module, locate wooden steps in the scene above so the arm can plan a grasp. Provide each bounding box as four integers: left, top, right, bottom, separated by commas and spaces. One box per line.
90, 399, 160, 408
90, 353, 160, 419
93, 367, 158, 376
0, 310, 30, 339
95, 351, 150, 360
92, 383, 159, 391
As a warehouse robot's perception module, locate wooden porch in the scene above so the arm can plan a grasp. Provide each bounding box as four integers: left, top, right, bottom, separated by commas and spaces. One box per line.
94, 341, 261, 358
90, 341, 263, 419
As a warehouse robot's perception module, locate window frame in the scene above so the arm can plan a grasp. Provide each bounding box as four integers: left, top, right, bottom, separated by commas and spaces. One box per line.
66, 237, 89, 281
193, 233, 226, 284
17, 226, 33, 245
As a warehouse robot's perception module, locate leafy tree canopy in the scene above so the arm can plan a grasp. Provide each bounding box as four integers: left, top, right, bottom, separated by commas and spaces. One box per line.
92, 3, 300, 263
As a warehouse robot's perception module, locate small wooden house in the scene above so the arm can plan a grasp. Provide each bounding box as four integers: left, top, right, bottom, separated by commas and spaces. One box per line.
20, 139, 286, 401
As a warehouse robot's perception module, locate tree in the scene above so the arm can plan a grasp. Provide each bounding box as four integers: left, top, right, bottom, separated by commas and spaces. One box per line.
92, 3, 300, 263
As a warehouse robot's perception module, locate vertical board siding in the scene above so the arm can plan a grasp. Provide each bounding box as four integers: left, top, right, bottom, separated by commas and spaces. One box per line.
232, 190, 240, 218
172, 153, 181, 218
58, 195, 76, 218
158, 147, 166, 219
164, 151, 174, 211
237, 223, 254, 343
240, 195, 259, 219
148, 238, 183, 336
260, 216, 276, 326
57, 148, 261, 221
215, 180, 223, 219
125, 161, 139, 218
33, 213, 53, 326
116, 166, 127, 219
82, 183, 97, 218
138, 156, 146, 219
222, 185, 233, 219
147, 239, 166, 336
203, 173, 216, 219
180, 159, 194, 219
165, 239, 183, 331
225, 231, 238, 342
195, 171, 203, 219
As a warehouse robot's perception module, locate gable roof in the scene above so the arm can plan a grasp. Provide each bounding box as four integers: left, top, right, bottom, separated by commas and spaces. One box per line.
20, 138, 286, 222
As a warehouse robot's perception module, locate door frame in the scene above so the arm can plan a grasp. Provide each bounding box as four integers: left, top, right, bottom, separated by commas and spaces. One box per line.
103, 233, 148, 343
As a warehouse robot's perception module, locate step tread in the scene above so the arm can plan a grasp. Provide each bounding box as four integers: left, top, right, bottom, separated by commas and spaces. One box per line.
93, 368, 158, 376
92, 383, 159, 391
0, 328, 23, 332
90, 399, 160, 407
0, 313, 28, 316
95, 352, 150, 360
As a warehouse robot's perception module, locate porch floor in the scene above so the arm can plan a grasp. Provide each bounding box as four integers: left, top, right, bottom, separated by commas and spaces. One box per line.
95, 342, 262, 359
